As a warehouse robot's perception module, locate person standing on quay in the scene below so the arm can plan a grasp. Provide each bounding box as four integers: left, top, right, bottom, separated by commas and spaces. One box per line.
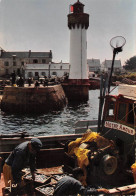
3, 138, 42, 188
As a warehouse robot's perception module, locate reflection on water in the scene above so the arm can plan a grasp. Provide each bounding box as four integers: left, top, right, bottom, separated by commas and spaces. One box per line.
0, 87, 118, 136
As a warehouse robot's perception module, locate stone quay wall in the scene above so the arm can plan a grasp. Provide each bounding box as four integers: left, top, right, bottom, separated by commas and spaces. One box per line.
0, 85, 67, 114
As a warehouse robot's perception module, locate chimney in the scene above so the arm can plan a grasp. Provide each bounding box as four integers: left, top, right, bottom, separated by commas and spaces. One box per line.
49, 50, 52, 59
29, 50, 31, 57
0, 49, 3, 57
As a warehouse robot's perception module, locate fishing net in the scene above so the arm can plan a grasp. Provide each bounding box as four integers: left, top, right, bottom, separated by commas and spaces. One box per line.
131, 162, 136, 183
68, 130, 112, 186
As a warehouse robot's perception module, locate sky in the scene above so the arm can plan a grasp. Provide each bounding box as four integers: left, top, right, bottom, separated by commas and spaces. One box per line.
0, 0, 136, 66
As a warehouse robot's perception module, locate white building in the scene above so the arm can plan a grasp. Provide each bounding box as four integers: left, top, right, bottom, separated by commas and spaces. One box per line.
87, 59, 101, 72
101, 59, 122, 74
24, 62, 70, 79
0, 49, 52, 77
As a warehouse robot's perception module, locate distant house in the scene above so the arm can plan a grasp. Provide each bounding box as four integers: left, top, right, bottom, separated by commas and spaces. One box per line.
0, 48, 52, 77
101, 59, 122, 74
24, 62, 70, 79
87, 59, 101, 73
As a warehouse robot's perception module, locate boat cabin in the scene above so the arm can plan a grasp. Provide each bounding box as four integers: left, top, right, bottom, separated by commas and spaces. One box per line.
102, 84, 136, 169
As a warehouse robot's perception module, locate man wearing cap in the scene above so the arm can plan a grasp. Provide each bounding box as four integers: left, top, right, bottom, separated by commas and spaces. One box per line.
3, 138, 42, 187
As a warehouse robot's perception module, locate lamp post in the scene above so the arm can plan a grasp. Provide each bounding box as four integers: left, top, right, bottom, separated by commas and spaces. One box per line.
48, 62, 51, 78
108, 36, 126, 93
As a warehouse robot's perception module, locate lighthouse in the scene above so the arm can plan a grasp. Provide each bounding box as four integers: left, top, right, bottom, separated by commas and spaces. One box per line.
63, 0, 89, 102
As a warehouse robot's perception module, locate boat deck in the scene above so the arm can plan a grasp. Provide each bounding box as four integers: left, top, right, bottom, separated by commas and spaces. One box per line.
0, 166, 64, 196
0, 173, 5, 195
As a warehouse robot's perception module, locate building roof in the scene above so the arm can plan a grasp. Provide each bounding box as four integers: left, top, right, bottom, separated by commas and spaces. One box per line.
102, 59, 121, 68
87, 59, 101, 67
0, 50, 52, 58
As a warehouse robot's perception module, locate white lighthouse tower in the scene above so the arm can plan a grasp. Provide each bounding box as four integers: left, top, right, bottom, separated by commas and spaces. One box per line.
64, 0, 89, 102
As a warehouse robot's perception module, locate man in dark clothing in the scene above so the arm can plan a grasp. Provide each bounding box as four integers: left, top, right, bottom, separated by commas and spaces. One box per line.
3, 138, 42, 187
11, 71, 16, 86
53, 168, 109, 196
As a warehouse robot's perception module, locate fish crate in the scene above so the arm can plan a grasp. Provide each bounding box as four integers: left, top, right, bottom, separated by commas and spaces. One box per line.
35, 184, 55, 196
23, 172, 51, 185
51, 173, 67, 181
49, 177, 58, 185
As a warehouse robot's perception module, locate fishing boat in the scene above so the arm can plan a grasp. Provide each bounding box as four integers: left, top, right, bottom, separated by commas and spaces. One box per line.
1, 38, 136, 195
1, 83, 136, 195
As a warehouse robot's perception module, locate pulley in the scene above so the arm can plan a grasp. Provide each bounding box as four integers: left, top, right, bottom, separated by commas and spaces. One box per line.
101, 154, 117, 175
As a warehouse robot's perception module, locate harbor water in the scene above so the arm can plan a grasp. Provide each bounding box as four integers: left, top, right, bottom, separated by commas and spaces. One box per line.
0, 87, 118, 136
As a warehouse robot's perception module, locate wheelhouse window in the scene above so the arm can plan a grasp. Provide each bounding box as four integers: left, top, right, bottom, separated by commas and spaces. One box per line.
118, 103, 127, 121
107, 101, 114, 117
127, 103, 134, 125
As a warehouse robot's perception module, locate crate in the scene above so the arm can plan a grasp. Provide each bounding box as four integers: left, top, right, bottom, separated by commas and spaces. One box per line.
51, 173, 67, 181
23, 172, 51, 185
35, 184, 55, 196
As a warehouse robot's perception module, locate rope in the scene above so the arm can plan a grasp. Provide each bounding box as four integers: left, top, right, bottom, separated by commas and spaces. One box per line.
115, 188, 123, 196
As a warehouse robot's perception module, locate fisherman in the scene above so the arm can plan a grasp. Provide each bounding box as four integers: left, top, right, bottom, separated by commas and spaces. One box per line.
53, 167, 109, 196
3, 138, 42, 188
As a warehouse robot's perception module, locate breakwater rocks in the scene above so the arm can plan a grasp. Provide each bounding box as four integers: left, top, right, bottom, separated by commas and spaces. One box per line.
1, 85, 67, 114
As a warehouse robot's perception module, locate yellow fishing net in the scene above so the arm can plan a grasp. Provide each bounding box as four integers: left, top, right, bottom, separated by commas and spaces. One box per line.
68, 130, 112, 186
131, 162, 136, 183
68, 131, 99, 156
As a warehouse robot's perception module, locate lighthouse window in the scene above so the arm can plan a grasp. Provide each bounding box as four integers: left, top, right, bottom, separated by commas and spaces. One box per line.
127, 104, 134, 125
118, 103, 127, 121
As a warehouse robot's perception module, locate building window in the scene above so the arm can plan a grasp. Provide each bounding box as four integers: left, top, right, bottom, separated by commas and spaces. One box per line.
52, 72, 57, 76
12, 55, 16, 60
4, 61, 9, 66
42, 59, 46, 63
6, 69, 9, 74
35, 72, 39, 76
17, 69, 20, 75
21, 61, 24, 65
60, 65, 62, 69
33, 59, 38, 63
41, 72, 45, 76
28, 72, 33, 77
13, 62, 16, 66
64, 72, 68, 76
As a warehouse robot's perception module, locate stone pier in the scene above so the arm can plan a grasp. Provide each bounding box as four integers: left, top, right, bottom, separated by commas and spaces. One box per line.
0, 85, 67, 114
